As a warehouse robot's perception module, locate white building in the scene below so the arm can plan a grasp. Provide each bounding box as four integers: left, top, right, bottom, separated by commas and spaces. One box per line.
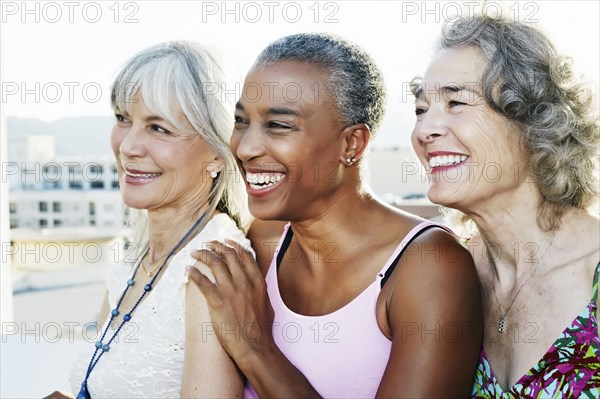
8, 159, 125, 230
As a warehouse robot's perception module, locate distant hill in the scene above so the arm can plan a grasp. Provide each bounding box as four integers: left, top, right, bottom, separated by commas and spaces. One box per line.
4, 115, 425, 197
7, 116, 114, 159
5, 108, 413, 159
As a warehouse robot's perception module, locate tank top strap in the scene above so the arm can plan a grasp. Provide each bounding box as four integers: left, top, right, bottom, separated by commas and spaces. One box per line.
378, 221, 455, 287
266, 222, 293, 273
592, 261, 600, 303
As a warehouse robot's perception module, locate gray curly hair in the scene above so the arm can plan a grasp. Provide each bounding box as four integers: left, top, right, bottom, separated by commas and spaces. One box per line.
440, 15, 599, 231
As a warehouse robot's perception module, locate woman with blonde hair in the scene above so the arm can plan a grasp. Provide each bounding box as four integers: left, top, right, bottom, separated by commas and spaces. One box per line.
50, 41, 250, 398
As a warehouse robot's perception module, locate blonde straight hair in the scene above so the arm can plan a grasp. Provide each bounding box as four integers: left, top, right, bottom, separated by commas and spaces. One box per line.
110, 41, 249, 253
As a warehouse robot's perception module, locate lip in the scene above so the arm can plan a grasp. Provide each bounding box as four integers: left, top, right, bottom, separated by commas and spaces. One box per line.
122, 167, 162, 185
426, 151, 469, 159
242, 165, 287, 197
425, 151, 470, 174
242, 164, 287, 174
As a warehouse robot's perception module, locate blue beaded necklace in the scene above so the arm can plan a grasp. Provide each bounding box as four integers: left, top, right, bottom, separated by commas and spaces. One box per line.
76, 211, 209, 399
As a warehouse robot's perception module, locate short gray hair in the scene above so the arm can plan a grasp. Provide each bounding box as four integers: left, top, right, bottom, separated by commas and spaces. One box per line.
255, 33, 387, 135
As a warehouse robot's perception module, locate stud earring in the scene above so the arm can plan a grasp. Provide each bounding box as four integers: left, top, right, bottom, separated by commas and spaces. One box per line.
209, 170, 218, 178
346, 157, 356, 165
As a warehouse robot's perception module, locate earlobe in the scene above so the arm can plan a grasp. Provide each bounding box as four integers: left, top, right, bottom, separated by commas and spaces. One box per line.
341, 123, 370, 166
207, 160, 223, 178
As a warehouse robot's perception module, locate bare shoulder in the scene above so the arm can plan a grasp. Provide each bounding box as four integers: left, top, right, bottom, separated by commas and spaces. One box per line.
408, 225, 477, 276
378, 221, 483, 398
247, 219, 288, 275
373, 201, 428, 238
388, 224, 480, 302
372, 200, 470, 271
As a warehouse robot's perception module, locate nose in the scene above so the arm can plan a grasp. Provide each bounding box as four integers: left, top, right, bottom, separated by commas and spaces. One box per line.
233, 124, 266, 162
118, 123, 146, 159
412, 107, 449, 144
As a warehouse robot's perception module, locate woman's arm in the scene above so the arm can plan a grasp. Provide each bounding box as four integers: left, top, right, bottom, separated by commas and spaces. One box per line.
376, 228, 483, 398
187, 231, 482, 398
181, 274, 244, 398
187, 240, 322, 398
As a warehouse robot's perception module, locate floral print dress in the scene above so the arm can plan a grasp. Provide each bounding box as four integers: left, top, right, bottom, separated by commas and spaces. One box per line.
472, 262, 600, 398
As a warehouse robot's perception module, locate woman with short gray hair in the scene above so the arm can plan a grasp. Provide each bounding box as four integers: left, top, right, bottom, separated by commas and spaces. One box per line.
189, 32, 483, 398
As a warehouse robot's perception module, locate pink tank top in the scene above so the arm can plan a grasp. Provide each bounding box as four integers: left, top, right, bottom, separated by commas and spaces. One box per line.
244, 221, 449, 398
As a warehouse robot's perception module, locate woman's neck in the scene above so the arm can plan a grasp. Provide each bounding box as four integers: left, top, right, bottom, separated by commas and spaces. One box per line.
288, 185, 388, 267
145, 204, 212, 262
469, 194, 596, 291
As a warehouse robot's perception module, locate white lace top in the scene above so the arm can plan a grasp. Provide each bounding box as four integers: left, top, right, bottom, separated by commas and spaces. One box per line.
69, 214, 250, 398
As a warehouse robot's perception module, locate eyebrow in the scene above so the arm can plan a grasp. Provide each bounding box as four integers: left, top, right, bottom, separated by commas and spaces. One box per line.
235, 102, 301, 117
414, 83, 483, 100
145, 116, 167, 123
441, 84, 482, 97
410, 79, 423, 100
266, 107, 300, 117
414, 86, 424, 100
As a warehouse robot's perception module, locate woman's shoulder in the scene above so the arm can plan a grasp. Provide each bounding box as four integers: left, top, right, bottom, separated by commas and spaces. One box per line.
378, 204, 459, 246
171, 213, 254, 278
380, 208, 475, 280
198, 213, 251, 246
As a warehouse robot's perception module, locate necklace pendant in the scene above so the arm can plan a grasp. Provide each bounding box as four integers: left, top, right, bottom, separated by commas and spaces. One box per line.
77, 382, 91, 399
498, 315, 506, 333
147, 271, 153, 277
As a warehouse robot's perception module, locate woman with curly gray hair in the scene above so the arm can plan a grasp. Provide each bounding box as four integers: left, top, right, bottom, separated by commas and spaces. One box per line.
411, 15, 599, 398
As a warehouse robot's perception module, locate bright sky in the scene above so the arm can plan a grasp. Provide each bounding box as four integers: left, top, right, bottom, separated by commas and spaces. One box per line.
1, 0, 599, 147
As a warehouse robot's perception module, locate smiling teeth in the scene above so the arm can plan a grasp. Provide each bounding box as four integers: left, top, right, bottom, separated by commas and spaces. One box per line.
428, 155, 468, 168
125, 170, 162, 178
246, 173, 284, 189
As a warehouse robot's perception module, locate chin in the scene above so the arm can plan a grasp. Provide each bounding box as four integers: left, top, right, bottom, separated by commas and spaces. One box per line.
125, 203, 150, 211
248, 207, 280, 222
426, 186, 464, 210
121, 196, 150, 211
247, 201, 286, 222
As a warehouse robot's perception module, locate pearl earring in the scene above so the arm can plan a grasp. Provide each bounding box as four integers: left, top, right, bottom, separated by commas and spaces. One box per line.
346, 157, 356, 165
209, 170, 218, 178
